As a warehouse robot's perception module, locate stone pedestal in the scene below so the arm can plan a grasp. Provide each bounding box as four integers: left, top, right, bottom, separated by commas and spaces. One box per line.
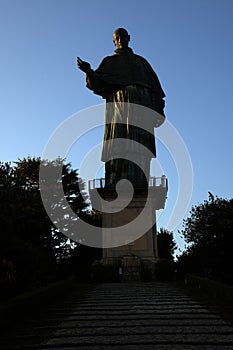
89, 176, 168, 281
121, 256, 141, 282
101, 192, 158, 260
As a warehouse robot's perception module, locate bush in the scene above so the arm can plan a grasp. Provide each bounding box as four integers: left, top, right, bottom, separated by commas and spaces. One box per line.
91, 261, 121, 282
186, 273, 233, 302
155, 259, 175, 281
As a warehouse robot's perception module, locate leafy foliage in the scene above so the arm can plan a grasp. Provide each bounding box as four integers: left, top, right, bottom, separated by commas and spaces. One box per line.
157, 228, 177, 261
156, 228, 177, 281
0, 157, 98, 298
177, 193, 233, 284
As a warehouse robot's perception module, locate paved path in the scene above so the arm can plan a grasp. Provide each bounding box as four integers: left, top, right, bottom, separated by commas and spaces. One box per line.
1, 282, 233, 349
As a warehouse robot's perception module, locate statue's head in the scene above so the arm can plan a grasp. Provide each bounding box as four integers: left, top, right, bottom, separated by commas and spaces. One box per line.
113, 28, 130, 49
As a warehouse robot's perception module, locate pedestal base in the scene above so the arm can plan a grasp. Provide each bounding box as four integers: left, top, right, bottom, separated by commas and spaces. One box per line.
101, 190, 158, 261
98, 256, 158, 282
89, 176, 168, 282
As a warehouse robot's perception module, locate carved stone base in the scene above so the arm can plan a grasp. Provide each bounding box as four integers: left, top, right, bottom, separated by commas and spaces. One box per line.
89, 176, 168, 282
98, 255, 158, 281
101, 191, 159, 261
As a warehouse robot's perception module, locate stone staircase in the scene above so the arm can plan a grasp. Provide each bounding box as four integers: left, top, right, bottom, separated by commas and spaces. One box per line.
1, 282, 233, 349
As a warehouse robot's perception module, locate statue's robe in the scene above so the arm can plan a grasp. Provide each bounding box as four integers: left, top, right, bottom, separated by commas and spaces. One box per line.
85, 48, 165, 187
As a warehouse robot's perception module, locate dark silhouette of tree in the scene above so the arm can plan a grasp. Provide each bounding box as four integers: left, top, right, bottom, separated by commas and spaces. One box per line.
176, 193, 233, 284
0, 157, 93, 297
155, 228, 177, 281
157, 228, 177, 261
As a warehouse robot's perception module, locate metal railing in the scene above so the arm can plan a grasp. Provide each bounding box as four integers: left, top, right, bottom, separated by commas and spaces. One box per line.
88, 176, 168, 191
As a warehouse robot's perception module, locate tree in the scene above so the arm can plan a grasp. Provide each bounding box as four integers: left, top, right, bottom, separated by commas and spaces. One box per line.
155, 228, 177, 281
0, 157, 92, 296
177, 193, 233, 284
157, 228, 177, 261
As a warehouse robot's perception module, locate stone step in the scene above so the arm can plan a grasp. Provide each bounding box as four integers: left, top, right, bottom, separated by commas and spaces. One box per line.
57, 313, 224, 320
40, 325, 233, 336
50, 305, 207, 313
38, 346, 233, 350
40, 333, 233, 347
1, 282, 233, 350
57, 318, 229, 327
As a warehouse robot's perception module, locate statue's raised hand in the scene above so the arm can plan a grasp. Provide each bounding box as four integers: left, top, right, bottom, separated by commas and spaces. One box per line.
77, 57, 91, 73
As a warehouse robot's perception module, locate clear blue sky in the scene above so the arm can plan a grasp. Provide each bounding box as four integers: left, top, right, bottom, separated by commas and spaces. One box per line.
1, 0, 233, 254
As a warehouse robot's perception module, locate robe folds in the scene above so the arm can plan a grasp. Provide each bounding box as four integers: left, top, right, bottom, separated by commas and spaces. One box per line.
85, 48, 165, 186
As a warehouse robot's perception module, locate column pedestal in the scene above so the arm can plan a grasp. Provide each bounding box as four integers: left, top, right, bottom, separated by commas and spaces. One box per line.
89, 177, 168, 281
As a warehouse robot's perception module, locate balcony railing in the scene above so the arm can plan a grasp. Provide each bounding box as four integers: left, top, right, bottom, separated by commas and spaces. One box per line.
88, 176, 168, 192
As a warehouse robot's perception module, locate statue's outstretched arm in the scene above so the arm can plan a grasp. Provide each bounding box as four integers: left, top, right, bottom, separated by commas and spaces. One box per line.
77, 57, 108, 98
77, 57, 92, 73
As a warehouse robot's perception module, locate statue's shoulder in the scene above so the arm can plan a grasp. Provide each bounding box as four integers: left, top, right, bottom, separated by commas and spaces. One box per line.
98, 55, 117, 66
133, 54, 156, 74
102, 55, 116, 61
133, 54, 150, 64
96, 56, 115, 71
98, 53, 151, 69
